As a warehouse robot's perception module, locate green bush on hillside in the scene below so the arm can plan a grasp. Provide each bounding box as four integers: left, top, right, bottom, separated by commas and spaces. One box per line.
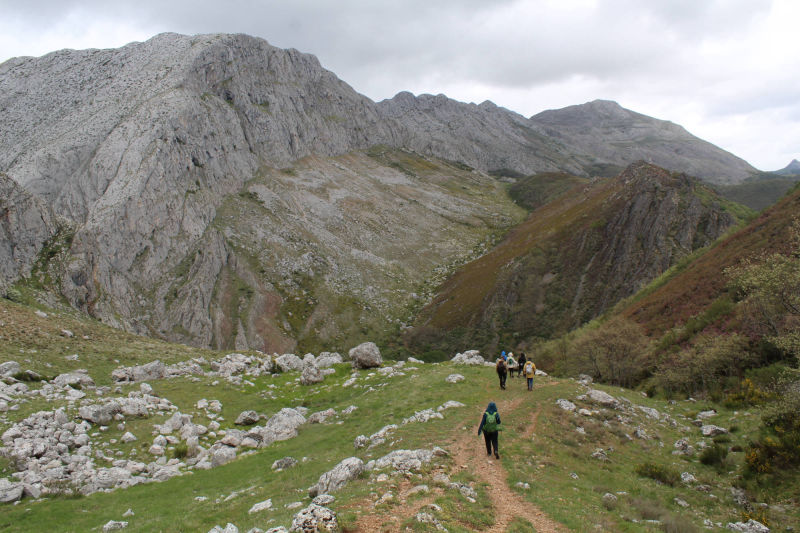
746, 377, 800, 475
634, 462, 679, 486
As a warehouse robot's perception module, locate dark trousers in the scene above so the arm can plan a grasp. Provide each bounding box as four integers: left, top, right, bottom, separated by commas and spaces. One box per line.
527, 377, 533, 390
498, 371, 507, 389
483, 431, 499, 455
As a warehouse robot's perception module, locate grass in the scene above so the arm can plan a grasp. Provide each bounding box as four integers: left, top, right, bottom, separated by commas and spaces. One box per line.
1, 299, 798, 531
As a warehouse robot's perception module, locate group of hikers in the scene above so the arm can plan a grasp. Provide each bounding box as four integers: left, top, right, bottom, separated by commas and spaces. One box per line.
478, 350, 537, 459
494, 350, 536, 391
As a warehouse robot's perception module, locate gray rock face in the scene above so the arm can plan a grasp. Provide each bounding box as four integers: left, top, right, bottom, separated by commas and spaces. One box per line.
349, 342, 382, 369
0, 173, 57, 294
530, 100, 756, 184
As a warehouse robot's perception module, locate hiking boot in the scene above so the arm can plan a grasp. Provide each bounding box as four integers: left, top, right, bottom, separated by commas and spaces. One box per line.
494, 453, 500, 459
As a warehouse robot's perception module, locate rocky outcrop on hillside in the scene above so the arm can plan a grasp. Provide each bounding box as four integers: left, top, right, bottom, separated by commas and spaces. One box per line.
0, 173, 57, 295
531, 100, 756, 184
414, 162, 742, 348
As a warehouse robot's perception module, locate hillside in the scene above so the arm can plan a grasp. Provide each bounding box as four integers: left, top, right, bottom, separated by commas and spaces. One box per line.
617, 183, 800, 337
0, 297, 796, 531
0, 33, 762, 354
409, 162, 751, 355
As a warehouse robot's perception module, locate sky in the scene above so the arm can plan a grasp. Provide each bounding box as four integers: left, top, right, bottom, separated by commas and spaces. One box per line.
1, 0, 797, 171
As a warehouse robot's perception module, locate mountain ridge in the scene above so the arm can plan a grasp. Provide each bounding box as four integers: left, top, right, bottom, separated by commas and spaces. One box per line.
0, 32, 762, 350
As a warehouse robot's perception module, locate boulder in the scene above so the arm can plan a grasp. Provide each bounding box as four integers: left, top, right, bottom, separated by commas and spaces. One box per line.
0, 361, 21, 377
445, 374, 464, 383
248, 499, 273, 514
52, 370, 95, 388
235, 410, 260, 426
300, 364, 324, 385
586, 389, 620, 408
556, 399, 576, 411
272, 457, 298, 470
701, 425, 728, 437
308, 457, 364, 497
349, 342, 382, 369
275, 354, 303, 373
211, 446, 237, 467
289, 504, 338, 532
450, 350, 484, 365
726, 520, 770, 532
0, 478, 23, 502
315, 352, 343, 368
78, 401, 122, 425
111, 360, 166, 382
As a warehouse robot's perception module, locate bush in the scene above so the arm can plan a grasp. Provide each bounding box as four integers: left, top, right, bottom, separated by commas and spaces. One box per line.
171, 443, 188, 459
634, 462, 679, 486
745, 378, 800, 475
700, 444, 729, 467
4, 287, 23, 303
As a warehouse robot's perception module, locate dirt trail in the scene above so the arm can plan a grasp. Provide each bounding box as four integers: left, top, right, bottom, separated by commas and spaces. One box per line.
451, 395, 565, 533
354, 382, 566, 532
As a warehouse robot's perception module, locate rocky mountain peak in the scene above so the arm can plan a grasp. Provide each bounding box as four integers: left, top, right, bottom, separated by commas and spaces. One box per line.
775, 158, 800, 175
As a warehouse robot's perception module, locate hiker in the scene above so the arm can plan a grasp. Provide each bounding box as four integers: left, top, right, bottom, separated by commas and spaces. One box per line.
495, 357, 507, 390
506, 352, 517, 377
478, 401, 502, 458
517, 352, 527, 378
501, 350, 507, 361
523, 359, 536, 391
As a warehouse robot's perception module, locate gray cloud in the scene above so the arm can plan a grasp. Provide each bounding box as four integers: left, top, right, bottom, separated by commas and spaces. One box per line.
0, 0, 797, 169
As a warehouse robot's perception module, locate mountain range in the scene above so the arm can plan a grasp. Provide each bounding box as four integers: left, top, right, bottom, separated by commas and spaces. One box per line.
0, 32, 763, 352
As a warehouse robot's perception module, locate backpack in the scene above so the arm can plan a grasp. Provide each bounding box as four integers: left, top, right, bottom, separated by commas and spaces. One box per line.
524, 361, 534, 375
484, 411, 499, 432
496, 359, 506, 371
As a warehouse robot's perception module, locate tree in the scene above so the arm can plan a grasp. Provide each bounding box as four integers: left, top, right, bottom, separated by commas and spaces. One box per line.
727, 219, 800, 363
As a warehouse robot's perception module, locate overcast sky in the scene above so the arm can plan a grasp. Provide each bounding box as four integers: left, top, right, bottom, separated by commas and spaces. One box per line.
1, 0, 797, 171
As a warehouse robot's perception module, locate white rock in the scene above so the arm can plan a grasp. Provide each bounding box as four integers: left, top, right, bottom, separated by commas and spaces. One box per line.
248, 499, 273, 514
445, 373, 464, 383
349, 342, 382, 369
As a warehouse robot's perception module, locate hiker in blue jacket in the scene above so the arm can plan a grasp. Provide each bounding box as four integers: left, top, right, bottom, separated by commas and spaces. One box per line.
477, 401, 502, 459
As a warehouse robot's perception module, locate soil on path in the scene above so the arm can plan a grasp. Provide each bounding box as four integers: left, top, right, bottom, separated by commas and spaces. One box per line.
353, 381, 565, 532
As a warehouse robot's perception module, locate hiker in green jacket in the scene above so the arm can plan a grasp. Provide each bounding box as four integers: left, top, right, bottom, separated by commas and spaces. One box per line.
478, 401, 502, 459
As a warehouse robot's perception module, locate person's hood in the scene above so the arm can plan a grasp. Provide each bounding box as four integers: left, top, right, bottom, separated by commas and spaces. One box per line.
487, 402, 498, 414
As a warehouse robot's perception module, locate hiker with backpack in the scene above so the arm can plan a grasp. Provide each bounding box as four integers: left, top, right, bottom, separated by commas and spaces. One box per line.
495, 357, 507, 390
523, 359, 536, 391
517, 352, 527, 378
478, 401, 502, 459
506, 352, 517, 377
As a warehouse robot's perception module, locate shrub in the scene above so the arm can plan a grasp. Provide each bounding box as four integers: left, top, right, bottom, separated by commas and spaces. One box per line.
634, 462, 679, 486
4, 287, 23, 303
700, 444, 729, 467
745, 378, 800, 475
171, 443, 188, 459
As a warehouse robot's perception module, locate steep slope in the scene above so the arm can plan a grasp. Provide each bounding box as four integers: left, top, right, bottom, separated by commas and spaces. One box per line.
377, 92, 590, 177
409, 162, 749, 353
775, 158, 800, 175
531, 100, 757, 184
0, 173, 58, 295
619, 182, 800, 336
